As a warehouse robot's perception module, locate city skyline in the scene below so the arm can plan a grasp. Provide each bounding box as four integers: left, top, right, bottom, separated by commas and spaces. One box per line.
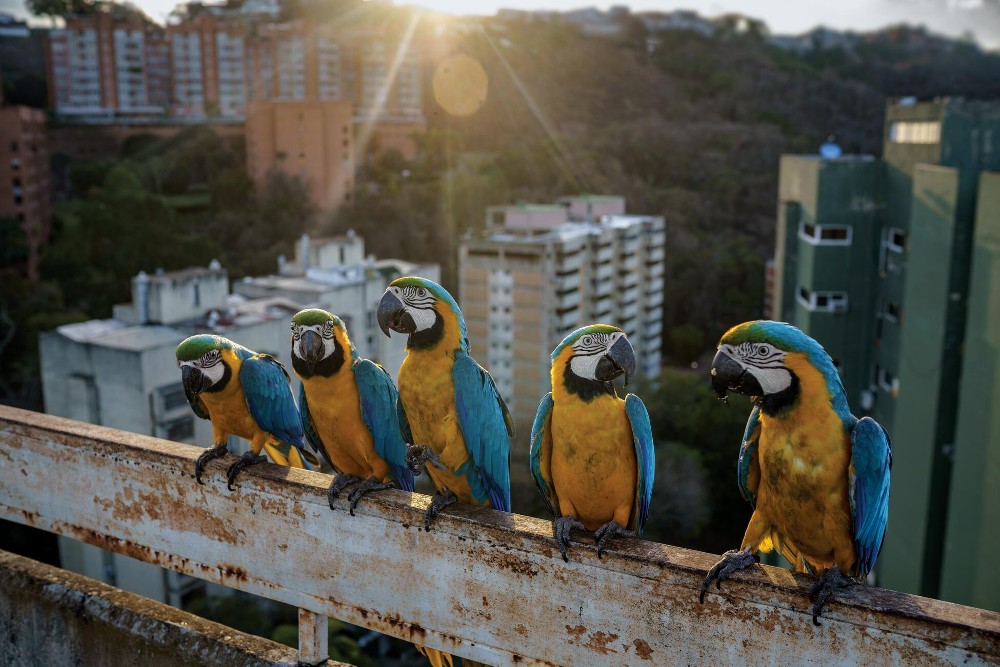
3, 0, 999, 47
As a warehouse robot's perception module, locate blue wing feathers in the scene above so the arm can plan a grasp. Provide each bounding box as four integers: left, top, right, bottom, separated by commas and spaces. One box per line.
299, 383, 334, 471
738, 406, 761, 507
354, 359, 414, 492
625, 394, 655, 535
452, 353, 512, 512
239, 355, 303, 447
849, 416, 892, 577
529, 393, 558, 517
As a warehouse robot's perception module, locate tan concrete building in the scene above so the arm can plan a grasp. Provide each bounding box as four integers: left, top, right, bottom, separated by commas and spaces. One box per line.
460, 196, 665, 426
0, 104, 51, 281
245, 98, 354, 209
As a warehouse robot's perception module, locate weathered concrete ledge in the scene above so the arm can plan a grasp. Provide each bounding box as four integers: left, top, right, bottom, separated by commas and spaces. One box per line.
1, 406, 999, 666
0, 549, 344, 667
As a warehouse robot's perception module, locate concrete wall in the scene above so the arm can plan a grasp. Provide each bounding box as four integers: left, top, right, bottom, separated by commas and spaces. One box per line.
0, 550, 334, 667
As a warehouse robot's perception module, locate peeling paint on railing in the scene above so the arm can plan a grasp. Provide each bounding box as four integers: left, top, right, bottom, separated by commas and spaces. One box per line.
1, 406, 999, 666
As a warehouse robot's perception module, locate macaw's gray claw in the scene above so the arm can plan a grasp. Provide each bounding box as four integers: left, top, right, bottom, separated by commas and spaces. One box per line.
553, 515, 586, 562
327, 473, 362, 510
225, 451, 268, 491
195, 443, 228, 485
347, 476, 396, 516
423, 489, 457, 530
594, 520, 635, 559
700, 546, 757, 603
809, 565, 856, 626
405, 444, 447, 475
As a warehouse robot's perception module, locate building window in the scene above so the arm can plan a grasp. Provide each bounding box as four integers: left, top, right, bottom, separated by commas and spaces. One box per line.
158, 383, 189, 412
882, 300, 902, 323
162, 416, 195, 442
877, 366, 894, 393
889, 121, 941, 144
886, 228, 907, 253
797, 286, 849, 313
799, 222, 852, 246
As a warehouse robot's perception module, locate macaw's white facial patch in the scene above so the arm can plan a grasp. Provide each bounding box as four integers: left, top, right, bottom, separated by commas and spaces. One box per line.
750, 366, 793, 394
199, 359, 227, 386
718, 342, 793, 395
570, 352, 601, 380
407, 305, 438, 332
569, 332, 623, 380
292, 324, 339, 359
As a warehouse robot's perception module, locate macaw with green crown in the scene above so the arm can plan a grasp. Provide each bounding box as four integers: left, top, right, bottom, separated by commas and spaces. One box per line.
175, 334, 317, 489
376, 276, 513, 530
700, 320, 891, 625
529, 324, 655, 562
290, 308, 414, 515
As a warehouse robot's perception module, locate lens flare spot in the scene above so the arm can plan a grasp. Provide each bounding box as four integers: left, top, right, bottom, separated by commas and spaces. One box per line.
432, 54, 488, 117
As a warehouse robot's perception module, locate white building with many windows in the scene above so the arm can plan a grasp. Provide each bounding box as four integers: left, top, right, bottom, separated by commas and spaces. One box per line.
459, 196, 665, 426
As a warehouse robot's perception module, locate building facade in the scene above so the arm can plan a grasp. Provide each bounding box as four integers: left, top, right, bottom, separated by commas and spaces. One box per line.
0, 104, 51, 281
233, 232, 440, 381
245, 98, 355, 209
459, 196, 665, 427
40, 262, 300, 608
46, 12, 168, 116
167, 11, 247, 118
770, 98, 1000, 609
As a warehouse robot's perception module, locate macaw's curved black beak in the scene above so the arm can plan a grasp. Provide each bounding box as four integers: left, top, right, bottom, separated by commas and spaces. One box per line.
596, 335, 637, 385
377, 291, 415, 337
300, 330, 324, 369
710, 349, 762, 403
181, 365, 208, 402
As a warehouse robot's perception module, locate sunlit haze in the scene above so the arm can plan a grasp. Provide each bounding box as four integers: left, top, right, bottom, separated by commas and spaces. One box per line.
2, 0, 998, 46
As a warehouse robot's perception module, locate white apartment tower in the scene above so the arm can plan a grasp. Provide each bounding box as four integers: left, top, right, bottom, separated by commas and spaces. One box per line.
459, 196, 665, 426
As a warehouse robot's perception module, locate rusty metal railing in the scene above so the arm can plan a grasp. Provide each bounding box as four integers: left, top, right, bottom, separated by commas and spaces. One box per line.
1, 406, 998, 666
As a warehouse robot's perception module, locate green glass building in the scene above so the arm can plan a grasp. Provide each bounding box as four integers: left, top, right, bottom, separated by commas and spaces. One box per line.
771, 98, 1000, 609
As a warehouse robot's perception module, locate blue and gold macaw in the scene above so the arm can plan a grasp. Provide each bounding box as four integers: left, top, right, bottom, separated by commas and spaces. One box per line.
290, 309, 414, 515
176, 334, 317, 489
530, 325, 655, 562
700, 321, 892, 624
376, 276, 513, 530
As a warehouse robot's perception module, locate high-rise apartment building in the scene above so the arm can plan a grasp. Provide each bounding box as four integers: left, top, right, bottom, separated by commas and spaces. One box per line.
245, 98, 354, 209
245, 20, 425, 158
167, 11, 247, 118
459, 196, 665, 426
771, 98, 1000, 609
0, 104, 51, 281
46, 12, 168, 115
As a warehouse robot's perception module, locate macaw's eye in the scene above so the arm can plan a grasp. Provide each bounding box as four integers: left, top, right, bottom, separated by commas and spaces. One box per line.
581, 335, 593, 346
758, 345, 770, 356
291, 324, 300, 340
417, 287, 426, 297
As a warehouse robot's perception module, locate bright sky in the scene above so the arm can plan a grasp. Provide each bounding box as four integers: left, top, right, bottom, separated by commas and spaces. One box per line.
2, 0, 997, 46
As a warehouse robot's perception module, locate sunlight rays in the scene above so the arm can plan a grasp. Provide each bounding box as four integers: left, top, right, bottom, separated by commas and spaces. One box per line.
353, 11, 421, 165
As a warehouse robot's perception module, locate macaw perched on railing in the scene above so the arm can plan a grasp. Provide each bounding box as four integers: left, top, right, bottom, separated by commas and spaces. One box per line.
290, 308, 414, 515
175, 334, 317, 489
529, 324, 655, 562
700, 320, 891, 625
376, 276, 513, 530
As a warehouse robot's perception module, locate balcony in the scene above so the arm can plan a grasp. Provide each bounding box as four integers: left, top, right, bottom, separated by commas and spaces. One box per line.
1, 406, 998, 666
